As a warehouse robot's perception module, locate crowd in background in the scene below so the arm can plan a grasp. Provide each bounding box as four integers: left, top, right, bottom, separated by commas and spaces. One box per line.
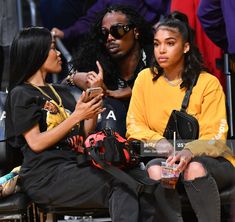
1, 0, 235, 88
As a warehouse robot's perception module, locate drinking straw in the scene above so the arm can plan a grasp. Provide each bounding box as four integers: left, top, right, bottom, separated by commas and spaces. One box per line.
173, 131, 176, 157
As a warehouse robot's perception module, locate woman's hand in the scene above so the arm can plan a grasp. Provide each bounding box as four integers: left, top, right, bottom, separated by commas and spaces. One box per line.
73, 91, 105, 122
166, 149, 193, 172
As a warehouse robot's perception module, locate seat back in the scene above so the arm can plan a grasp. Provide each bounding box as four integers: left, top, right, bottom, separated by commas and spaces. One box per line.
0, 91, 32, 222
0, 91, 7, 142
0, 91, 23, 176
0, 91, 8, 176
0, 141, 10, 176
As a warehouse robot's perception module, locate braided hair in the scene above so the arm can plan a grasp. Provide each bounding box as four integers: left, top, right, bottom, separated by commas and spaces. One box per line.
72, 4, 153, 89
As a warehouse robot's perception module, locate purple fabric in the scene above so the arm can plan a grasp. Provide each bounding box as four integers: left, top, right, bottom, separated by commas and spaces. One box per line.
39, 0, 92, 30
63, 0, 170, 40
197, 0, 235, 54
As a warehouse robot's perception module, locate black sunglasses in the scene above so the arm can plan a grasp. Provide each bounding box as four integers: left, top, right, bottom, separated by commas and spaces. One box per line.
101, 23, 134, 41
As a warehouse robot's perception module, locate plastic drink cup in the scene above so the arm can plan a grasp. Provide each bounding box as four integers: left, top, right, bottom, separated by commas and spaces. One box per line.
161, 161, 180, 189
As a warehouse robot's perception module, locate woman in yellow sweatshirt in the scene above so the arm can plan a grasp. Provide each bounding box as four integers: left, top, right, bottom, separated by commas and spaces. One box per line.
126, 11, 235, 222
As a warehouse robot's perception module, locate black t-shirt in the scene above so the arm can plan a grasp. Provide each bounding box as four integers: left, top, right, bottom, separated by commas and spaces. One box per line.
95, 48, 152, 137
6, 84, 82, 177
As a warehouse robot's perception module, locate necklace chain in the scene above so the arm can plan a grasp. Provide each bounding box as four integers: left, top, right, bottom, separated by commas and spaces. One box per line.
29, 83, 62, 106
27, 82, 72, 123
163, 75, 182, 87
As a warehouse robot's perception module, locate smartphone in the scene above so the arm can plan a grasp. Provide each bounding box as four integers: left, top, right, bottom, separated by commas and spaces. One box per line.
84, 87, 103, 102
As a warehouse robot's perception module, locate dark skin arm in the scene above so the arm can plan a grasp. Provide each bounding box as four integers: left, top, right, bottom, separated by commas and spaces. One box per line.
72, 60, 132, 99
24, 93, 104, 153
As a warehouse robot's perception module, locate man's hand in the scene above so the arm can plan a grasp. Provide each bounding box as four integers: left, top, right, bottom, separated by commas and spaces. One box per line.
87, 61, 107, 90
51, 27, 64, 39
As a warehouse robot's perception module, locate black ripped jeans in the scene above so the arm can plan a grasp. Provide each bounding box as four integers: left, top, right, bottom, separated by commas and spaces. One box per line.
146, 156, 235, 222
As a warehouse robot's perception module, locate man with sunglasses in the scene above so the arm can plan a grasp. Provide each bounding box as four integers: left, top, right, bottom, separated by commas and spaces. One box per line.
63, 5, 160, 221
68, 4, 154, 138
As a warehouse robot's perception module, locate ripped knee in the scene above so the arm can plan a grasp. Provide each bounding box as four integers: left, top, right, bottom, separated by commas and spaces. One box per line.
184, 161, 207, 181
147, 165, 162, 181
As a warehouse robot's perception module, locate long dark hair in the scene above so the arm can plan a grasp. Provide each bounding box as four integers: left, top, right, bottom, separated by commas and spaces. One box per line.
151, 11, 205, 89
73, 4, 153, 89
9, 27, 52, 90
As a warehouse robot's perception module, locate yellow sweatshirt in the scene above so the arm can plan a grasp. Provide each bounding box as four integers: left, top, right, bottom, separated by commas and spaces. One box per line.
126, 68, 235, 166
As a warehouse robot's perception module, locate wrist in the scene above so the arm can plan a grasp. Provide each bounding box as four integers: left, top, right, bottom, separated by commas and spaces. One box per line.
70, 112, 81, 126
155, 138, 168, 148
154, 138, 173, 156
65, 72, 75, 86
183, 148, 194, 158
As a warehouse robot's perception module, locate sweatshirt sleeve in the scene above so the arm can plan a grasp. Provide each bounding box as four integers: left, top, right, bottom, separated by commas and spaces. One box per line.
184, 75, 230, 156
126, 72, 163, 141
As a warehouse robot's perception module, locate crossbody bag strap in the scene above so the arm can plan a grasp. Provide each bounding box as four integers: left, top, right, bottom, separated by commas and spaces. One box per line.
180, 75, 199, 112
89, 148, 156, 194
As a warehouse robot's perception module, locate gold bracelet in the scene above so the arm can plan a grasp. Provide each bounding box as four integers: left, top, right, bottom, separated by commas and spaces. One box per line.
66, 73, 75, 86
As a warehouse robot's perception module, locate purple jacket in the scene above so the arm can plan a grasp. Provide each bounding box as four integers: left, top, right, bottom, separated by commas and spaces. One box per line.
197, 0, 235, 54
63, 0, 170, 40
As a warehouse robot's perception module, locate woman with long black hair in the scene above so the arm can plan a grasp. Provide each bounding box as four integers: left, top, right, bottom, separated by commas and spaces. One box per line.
6, 27, 156, 222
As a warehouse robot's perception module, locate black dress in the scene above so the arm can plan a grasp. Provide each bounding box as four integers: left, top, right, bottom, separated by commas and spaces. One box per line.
6, 83, 155, 222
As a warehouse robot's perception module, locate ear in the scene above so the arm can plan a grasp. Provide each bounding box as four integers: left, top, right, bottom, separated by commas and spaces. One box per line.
184, 42, 190, 53
134, 28, 139, 40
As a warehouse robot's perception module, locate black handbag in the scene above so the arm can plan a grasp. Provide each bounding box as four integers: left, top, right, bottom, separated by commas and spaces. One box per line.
163, 76, 199, 150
